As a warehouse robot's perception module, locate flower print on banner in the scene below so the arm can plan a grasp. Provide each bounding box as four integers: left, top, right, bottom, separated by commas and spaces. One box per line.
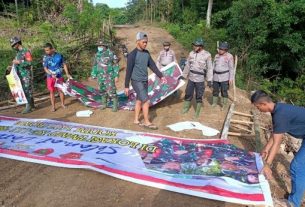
60, 152, 83, 159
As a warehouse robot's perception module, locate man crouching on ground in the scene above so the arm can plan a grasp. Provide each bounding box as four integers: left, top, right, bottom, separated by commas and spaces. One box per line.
251, 90, 305, 207
124, 32, 167, 130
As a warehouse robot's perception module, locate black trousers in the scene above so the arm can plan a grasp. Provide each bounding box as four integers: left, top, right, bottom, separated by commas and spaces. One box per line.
213, 81, 229, 98
184, 80, 205, 103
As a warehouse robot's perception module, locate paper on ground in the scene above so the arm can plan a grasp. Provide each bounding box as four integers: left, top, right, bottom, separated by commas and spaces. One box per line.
76, 110, 93, 117
167, 121, 220, 136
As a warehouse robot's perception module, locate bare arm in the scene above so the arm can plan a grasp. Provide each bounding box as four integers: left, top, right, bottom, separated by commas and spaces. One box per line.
63, 63, 72, 79
44, 67, 52, 75
261, 133, 283, 179
265, 133, 283, 165
261, 135, 274, 159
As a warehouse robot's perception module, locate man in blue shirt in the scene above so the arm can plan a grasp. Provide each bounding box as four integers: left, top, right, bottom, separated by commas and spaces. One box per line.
251, 90, 305, 207
43, 43, 72, 112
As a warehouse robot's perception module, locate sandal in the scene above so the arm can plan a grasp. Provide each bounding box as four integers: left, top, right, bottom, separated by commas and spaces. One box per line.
134, 121, 144, 126
51, 108, 56, 112
143, 124, 158, 130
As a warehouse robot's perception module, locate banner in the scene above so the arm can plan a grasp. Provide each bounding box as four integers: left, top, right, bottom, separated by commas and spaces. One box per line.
6, 66, 27, 104
57, 62, 185, 110
0, 116, 273, 206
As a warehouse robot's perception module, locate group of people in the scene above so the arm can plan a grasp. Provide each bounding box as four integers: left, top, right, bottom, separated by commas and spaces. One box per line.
9, 37, 72, 113
8, 32, 305, 207
8, 37, 119, 113
124, 32, 235, 129
8, 33, 234, 122
155, 37, 234, 119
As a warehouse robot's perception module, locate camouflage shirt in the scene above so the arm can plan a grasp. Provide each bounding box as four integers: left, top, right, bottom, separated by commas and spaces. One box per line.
91, 49, 119, 79
15, 47, 32, 72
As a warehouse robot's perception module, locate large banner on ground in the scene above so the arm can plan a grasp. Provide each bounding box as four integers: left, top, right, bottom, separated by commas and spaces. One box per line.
6, 66, 27, 104
57, 62, 185, 110
0, 116, 273, 206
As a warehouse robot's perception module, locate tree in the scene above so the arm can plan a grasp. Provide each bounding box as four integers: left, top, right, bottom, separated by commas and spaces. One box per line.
14, 0, 18, 23
206, 0, 213, 28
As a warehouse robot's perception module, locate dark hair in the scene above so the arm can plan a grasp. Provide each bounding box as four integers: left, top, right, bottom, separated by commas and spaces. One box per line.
250, 90, 273, 103
44, 43, 53, 49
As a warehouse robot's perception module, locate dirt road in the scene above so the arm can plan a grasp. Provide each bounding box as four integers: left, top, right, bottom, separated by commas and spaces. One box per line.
0, 25, 292, 207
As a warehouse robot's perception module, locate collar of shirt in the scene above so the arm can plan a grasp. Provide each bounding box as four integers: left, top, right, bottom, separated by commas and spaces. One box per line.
271, 102, 279, 114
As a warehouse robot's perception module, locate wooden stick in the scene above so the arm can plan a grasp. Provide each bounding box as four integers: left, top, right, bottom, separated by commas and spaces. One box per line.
233, 55, 238, 102
260, 126, 268, 131
0, 100, 9, 105
0, 91, 49, 106
34, 96, 52, 102
0, 95, 57, 111
220, 103, 235, 140
228, 132, 255, 137
231, 125, 253, 133
113, 25, 139, 28
231, 119, 254, 125
233, 111, 253, 118
0, 104, 19, 110
252, 109, 263, 152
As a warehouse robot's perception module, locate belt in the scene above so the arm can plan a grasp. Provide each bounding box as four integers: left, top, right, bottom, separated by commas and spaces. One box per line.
214, 70, 229, 74
190, 70, 205, 76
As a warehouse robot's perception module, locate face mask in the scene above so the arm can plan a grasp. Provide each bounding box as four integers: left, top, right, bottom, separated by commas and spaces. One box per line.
98, 47, 104, 52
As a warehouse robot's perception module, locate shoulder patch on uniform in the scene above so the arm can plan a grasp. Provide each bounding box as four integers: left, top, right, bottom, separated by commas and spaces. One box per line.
24, 51, 32, 62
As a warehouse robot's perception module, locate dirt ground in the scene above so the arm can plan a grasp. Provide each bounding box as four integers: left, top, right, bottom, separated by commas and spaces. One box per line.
0, 25, 298, 207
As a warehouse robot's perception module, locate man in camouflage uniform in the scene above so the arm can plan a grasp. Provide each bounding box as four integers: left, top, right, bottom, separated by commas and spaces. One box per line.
156, 41, 177, 69
9, 36, 34, 114
181, 38, 213, 118
91, 40, 120, 112
212, 42, 234, 108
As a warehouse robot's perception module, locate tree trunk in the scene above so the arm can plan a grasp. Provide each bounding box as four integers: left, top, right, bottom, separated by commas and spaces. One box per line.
78, 0, 83, 12
206, 0, 213, 28
145, 1, 148, 21
181, 0, 184, 13
153, 3, 155, 21
36, 0, 41, 21
15, 0, 19, 24
150, 2, 152, 23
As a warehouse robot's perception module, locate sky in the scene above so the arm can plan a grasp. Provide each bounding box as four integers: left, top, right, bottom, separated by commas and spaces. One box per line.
92, 0, 129, 8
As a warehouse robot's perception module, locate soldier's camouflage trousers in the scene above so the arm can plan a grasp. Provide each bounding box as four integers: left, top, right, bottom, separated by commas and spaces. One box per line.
98, 76, 117, 99
17, 67, 33, 102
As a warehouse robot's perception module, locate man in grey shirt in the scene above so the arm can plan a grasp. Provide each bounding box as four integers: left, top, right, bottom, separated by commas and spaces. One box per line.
125, 32, 167, 130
